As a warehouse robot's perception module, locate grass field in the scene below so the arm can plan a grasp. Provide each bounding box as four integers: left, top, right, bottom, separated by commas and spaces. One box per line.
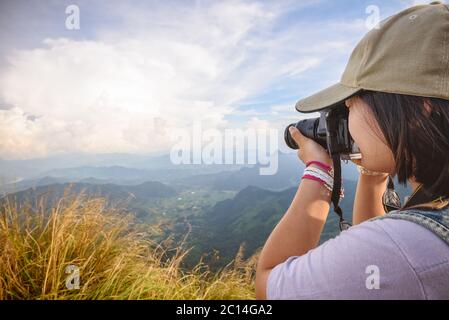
0, 194, 256, 300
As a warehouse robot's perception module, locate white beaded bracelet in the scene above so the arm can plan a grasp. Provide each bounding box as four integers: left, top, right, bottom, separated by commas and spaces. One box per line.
303, 166, 344, 198
305, 166, 334, 190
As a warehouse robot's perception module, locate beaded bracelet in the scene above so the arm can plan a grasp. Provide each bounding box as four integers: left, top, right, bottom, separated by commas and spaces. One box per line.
302, 165, 344, 198
305, 166, 333, 190
306, 160, 334, 178
306, 160, 332, 172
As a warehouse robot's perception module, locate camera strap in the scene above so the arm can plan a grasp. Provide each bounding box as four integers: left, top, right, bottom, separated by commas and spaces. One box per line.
333, 166, 448, 231
382, 177, 402, 212
331, 154, 351, 231
382, 176, 449, 212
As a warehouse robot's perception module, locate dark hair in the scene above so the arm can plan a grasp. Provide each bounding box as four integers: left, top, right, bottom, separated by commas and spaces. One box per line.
358, 90, 449, 198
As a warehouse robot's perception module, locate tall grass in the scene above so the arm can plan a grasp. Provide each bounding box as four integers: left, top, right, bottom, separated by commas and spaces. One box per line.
0, 194, 256, 300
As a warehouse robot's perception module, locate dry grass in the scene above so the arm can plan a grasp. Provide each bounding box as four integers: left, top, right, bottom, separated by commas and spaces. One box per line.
0, 194, 256, 300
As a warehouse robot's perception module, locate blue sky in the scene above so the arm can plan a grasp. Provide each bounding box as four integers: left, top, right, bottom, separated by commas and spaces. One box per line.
0, 0, 430, 159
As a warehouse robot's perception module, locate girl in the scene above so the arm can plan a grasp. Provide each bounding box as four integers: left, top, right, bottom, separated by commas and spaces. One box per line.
256, 2, 449, 299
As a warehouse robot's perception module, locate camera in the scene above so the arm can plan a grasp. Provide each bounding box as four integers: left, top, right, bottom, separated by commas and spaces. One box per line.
284, 104, 361, 160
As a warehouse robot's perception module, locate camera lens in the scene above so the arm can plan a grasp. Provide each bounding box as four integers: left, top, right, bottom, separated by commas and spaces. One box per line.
284, 118, 323, 150
284, 123, 299, 149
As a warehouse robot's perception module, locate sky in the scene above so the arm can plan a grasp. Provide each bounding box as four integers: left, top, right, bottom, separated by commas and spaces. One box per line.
0, 0, 434, 160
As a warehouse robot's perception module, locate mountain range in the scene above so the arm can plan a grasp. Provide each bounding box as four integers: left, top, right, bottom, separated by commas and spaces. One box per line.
172, 178, 411, 270
0, 151, 413, 271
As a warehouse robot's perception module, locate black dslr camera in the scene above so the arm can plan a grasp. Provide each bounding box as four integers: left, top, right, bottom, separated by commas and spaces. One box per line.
284, 104, 361, 231
284, 104, 401, 230
284, 104, 361, 160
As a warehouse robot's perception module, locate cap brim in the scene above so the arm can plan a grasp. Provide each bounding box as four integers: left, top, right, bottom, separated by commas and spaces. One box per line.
295, 83, 362, 113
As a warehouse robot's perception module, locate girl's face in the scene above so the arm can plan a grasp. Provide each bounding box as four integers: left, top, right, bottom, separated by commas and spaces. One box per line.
346, 96, 396, 174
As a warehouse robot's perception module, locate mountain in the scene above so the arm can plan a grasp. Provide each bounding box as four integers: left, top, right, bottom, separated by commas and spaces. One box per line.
1, 164, 246, 194
174, 176, 412, 270
44, 166, 156, 181
2, 153, 413, 272
1, 176, 69, 194
176, 152, 360, 191
0, 153, 158, 180
0, 153, 244, 188
1, 151, 360, 193
2, 181, 177, 209
173, 180, 355, 270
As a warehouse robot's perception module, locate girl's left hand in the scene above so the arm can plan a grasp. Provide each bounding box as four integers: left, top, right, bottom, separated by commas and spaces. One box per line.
288, 126, 332, 166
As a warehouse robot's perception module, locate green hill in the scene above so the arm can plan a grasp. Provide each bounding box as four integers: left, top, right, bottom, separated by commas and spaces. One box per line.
173, 178, 411, 270
2, 181, 177, 209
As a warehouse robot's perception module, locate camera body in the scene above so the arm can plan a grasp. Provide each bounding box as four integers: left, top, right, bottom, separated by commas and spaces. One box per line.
284, 104, 361, 160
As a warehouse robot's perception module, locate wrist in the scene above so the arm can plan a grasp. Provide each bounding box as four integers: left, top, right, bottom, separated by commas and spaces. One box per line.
357, 165, 388, 177
302, 163, 344, 200
299, 178, 333, 203
306, 160, 332, 171
359, 173, 389, 185
308, 157, 332, 167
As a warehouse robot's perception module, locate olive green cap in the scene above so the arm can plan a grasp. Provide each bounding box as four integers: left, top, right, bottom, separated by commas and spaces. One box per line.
295, 1, 449, 113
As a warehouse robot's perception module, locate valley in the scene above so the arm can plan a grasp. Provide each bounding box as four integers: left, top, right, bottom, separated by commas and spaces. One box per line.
0, 152, 412, 272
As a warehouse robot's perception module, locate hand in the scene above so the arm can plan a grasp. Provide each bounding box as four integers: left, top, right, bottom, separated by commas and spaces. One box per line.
288, 126, 332, 166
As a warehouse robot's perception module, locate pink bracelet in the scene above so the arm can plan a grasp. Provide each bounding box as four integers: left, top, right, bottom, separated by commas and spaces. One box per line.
306, 160, 332, 171
302, 174, 344, 198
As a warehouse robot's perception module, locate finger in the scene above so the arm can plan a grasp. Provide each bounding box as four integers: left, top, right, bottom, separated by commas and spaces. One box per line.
297, 149, 304, 162
289, 126, 306, 146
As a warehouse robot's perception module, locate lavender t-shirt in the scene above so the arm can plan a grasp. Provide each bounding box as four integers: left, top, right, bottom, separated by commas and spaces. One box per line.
267, 218, 449, 299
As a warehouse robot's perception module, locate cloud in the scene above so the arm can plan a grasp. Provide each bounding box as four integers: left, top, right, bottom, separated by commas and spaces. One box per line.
0, 0, 364, 159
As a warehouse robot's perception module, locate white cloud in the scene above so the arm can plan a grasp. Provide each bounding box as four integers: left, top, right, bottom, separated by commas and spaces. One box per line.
0, 0, 363, 159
